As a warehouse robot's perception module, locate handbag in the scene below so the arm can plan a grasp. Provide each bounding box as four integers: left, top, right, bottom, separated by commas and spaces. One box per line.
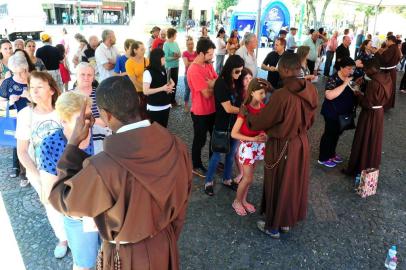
337, 112, 356, 132
332, 103, 356, 132
211, 128, 230, 154
211, 119, 231, 154
0, 102, 17, 147
356, 168, 379, 198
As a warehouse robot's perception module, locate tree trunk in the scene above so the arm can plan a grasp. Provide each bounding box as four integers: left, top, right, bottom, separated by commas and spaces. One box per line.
180, 0, 191, 30
307, 0, 318, 29
319, 0, 332, 28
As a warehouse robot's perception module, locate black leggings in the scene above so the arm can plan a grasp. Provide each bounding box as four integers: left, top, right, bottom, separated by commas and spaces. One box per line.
319, 117, 343, 162
169, 67, 179, 103
147, 108, 170, 128
400, 72, 406, 90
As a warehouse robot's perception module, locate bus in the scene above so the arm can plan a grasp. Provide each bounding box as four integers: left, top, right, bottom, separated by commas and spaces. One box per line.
0, 0, 46, 41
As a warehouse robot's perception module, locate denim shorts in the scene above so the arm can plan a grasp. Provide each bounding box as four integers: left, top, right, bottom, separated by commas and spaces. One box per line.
63, 216, 100, 268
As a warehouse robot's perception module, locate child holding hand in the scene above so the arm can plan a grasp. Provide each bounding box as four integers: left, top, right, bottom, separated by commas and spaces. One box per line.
231, 78, 268, 216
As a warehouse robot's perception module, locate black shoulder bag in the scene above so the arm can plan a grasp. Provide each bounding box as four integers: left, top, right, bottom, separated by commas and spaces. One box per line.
211, 119, 231, 154
332, 102, 356, 133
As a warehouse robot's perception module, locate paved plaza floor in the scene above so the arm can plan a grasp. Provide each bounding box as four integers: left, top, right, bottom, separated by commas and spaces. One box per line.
0, 71, 405, 269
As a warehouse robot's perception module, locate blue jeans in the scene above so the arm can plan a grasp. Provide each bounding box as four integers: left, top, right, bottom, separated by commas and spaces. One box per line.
216, 54, 225, 75
184, 76, 191, 103
205, 138, 238, 184
64, 217, 100, 268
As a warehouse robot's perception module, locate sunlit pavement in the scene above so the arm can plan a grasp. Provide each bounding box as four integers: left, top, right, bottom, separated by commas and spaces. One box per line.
0, 24, 405, 269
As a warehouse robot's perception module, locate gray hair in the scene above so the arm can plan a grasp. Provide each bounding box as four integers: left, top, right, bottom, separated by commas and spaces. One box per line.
8, 54, 28, 73
76, 62, 95, 74
244, 33, 256, 45
101, 29, 114, 42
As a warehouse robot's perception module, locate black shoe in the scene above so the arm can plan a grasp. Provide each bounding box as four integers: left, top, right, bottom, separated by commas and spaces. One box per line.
9, 168, 19, 178
204, 183, 214, 196
193, 166, 207, 178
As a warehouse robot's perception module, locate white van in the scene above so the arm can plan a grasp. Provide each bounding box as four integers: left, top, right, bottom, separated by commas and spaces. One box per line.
0, 0, 46, 41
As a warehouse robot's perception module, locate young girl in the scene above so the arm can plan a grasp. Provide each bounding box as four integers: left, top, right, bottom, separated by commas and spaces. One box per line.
233, 68, 253, 183
56, 44, 70, 92
231, 78, 267, 216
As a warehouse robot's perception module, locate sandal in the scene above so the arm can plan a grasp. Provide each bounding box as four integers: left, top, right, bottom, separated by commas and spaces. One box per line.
204, 183, 214, 196
232, 201, 247, 216
242, 202, 256, 214
233, 175, 242, 184
222, 179, 238, 191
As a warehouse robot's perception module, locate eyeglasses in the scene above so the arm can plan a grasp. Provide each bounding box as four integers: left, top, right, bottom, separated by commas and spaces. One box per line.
233, 69, 242, 75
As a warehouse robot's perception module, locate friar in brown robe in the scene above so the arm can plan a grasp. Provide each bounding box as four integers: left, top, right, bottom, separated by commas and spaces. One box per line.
346, 58, 392, 176
246, 54, 318, 232
375, 35, 401, 110
49, 77, 192, 270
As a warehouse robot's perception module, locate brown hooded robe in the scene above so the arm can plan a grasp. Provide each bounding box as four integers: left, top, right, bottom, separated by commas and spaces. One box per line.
49, 123, 192, 270
346, 72, 392, 176
376, 44, 401, 110
247, 78, 318, 230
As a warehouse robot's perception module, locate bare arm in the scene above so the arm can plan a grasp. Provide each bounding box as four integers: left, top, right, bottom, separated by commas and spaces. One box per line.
143, 81, 173, 96
103, 63, 115, 70
325, 77, 351, 100
221, 101, 239, 114
231, 117, 257, 141
17, 140, 39, 179
39, 170, 58, 204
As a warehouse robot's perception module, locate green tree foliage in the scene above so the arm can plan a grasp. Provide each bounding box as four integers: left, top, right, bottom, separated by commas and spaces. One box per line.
216, 0, 238, 14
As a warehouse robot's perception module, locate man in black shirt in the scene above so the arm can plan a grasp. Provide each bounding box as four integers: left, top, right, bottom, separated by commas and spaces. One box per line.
335, 36, 351, 70
36, 33, 64, 90
261, 37, 286, 89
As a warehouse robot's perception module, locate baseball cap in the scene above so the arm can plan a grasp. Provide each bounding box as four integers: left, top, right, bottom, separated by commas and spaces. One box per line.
40, 33, 51, 42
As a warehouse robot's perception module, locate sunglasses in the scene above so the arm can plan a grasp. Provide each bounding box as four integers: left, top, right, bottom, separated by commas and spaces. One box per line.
233, 69, 242, 75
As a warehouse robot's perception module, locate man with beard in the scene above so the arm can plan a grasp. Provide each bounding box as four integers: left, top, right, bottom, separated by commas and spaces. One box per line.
186, 38, 218, 177
245, 53, 318, 239
95, 29, 119, 81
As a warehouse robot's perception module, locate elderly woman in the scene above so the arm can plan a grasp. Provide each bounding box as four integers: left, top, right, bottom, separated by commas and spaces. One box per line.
15, 71, 68, 258
38, 91, 109, 270
318, 56, 357, 168
24, 39, 46, 71
0, 54, 31, 183
74, 62, 104, 126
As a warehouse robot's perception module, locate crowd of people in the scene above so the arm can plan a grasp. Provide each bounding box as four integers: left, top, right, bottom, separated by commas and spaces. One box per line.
0, 23, 404, 269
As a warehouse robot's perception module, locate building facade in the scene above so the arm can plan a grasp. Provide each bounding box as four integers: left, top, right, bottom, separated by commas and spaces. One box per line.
41, 0, 216, 26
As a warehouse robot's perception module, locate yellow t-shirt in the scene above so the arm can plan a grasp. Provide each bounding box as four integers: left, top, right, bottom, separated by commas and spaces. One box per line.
125, 57, 149, 92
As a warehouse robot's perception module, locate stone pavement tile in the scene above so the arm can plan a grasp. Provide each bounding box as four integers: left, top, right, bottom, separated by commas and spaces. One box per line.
1, 72, 405, 269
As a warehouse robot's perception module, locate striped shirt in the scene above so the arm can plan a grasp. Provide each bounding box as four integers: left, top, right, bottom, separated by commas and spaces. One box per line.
89, 87, 100, 118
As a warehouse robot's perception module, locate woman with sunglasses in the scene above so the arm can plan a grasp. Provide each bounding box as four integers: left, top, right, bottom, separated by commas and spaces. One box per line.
204, 55, 244, 196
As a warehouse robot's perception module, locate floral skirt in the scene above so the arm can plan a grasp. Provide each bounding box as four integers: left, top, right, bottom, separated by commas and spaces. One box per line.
238, 141, 265, 166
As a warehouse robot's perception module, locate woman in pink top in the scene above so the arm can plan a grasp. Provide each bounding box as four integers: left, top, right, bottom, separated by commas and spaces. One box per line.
182, 36, 197, 112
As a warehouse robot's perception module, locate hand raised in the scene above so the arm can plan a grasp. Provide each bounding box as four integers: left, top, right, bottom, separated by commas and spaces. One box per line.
67, 101, 94, 146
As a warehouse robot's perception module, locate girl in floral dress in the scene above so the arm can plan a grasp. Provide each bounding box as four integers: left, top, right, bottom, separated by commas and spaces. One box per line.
231, 78, 267, 216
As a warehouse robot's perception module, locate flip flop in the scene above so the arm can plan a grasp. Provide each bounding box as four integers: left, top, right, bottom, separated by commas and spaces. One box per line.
243, 202, 256, 214
232, 201, 247, 216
